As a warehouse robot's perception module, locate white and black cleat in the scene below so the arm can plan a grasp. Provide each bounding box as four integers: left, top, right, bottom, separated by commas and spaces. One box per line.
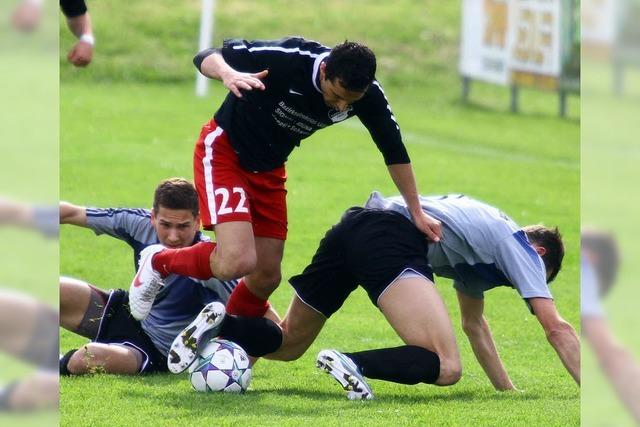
129, 244, 166, 321
316, 349, 374, 400
167, 301, 226, 374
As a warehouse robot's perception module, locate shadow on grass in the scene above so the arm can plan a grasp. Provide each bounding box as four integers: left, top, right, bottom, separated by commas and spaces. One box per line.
117, 380, 556, 413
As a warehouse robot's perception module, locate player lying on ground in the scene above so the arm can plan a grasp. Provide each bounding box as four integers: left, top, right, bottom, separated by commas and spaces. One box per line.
168, 192, 580, 399
59, 178, 278, 375
0, 290, 58, 411
128, 37, 443, 329
581, 230, 640, 423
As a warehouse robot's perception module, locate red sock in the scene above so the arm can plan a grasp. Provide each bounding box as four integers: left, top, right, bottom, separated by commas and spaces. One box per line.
226, 279, 271, 317
151, 241, 216, 279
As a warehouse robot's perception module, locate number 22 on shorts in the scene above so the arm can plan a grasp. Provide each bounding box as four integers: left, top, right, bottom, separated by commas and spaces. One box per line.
214, 187, 249, 215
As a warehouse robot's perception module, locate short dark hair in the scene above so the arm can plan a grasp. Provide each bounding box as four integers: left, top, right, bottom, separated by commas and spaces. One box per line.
581, 229, 619, 297
153, 178, 199, 217
523, 225, 565, 283
324, 41, 376, 92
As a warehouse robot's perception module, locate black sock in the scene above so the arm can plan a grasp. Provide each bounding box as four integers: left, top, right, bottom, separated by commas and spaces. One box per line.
345, 345, 440, 384
218, 315, 282, 357
59, 348, 78, 376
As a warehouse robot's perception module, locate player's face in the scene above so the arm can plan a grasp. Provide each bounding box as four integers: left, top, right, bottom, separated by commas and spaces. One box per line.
319, 65, 366, 112
151, 206, 200, 249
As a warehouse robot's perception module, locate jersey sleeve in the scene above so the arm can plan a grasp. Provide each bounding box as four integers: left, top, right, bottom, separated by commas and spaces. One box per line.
85, 208, 151, 244
219, 37, 323, 78
60, 0, 87, 18
581, 257, 604, 318
494, 231, 552, 300
355, 81, 410, 165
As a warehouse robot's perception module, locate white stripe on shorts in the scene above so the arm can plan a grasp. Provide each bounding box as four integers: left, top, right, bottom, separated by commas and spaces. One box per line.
376, 268, 432, 306
202, 126, 225, 224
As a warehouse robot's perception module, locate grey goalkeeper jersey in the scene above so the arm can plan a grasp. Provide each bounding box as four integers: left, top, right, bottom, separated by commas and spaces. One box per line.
85, 207, 237, 356
365, 192, 552, 303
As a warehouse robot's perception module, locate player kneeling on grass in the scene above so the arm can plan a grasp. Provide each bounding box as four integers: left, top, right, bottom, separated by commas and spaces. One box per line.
169, 192, 580, 399
58, 178, 245, 375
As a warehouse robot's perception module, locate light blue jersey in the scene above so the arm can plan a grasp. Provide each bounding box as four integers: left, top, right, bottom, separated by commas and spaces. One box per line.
365, 192, 551, 303
581, 256, 603, 318
86, 207, 237, 355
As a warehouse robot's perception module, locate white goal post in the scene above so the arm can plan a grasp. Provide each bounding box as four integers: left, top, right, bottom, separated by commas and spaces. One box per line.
196, 0, 216, 97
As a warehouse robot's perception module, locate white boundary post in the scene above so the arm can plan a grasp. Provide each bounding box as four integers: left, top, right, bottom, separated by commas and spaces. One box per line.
196, 0, 215, 97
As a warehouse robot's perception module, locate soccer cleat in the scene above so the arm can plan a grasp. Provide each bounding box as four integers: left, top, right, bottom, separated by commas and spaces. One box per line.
316, 349, 374, 400
167, 301, 226, 374
129, 244, 166, 321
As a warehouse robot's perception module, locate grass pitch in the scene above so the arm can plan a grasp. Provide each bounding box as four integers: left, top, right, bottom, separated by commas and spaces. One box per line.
60, 1, 579, 425
60, 80, 579, 426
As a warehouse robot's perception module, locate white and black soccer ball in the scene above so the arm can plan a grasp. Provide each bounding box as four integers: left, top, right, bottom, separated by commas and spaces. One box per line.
189, 339, 252, 393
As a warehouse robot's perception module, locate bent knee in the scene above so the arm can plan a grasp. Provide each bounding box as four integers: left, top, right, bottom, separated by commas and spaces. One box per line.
437, 358, 462, 386
67, 346, 97, 374
217, 251, 257, 279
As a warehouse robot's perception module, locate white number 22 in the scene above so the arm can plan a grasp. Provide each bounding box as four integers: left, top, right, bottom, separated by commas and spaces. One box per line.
214, 187, 249, 215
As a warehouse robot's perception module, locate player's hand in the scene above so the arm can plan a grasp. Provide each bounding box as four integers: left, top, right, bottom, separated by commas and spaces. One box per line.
414, 210, 441, 242
11, 1, 41, 32
67, 41, 93, 67
221, 69, 268, 98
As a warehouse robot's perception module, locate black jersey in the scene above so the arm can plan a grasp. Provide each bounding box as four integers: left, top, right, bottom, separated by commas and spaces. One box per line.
60, 0, 87, 18
200, 37, 409, 172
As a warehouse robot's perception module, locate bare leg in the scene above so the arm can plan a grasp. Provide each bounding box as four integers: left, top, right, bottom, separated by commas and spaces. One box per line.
266, 295, 326, 361
244, 237, 285, 300
0, 290, 41, 358
66, 343, 144, 375
378, 277, 461, 386
60, 276, 108, 339
210, 221, 257, 280
3, 371, 58, 411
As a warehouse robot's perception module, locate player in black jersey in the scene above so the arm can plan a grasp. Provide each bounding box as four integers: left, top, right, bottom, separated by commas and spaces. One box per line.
130, 37, 443, 325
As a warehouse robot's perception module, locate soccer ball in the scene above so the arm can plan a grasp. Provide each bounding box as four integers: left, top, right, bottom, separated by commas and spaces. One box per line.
188, 339, 252, 393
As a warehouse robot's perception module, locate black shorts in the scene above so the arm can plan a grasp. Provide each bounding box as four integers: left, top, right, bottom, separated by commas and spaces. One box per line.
289, 207, 434, 318
94, 289, 168, 374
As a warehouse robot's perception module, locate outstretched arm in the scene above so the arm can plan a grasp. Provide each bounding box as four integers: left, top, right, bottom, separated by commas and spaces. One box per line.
457, 291, 516, 390
583, 316, 640, 423
529, 297, 580, 384
386, 163, 441, 242
194, 50, 267, 98
59, 202, 87, 227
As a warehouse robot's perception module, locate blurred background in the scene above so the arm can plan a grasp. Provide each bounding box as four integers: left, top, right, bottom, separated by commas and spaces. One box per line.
1, 0, 59, 425
582, 0, 640, 425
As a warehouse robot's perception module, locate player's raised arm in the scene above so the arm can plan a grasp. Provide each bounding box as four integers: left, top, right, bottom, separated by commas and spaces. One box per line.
456, 291, 516, 391
193, 49, 267, 98
386, 163, 441, 242
59, 202, 87, 227
528, 297, 580, 384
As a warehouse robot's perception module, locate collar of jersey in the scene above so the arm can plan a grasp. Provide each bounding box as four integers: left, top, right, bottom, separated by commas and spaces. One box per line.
312, 52, 330, 94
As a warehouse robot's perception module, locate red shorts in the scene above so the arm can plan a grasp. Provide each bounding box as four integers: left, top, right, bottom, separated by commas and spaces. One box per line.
193, 120, 288, 240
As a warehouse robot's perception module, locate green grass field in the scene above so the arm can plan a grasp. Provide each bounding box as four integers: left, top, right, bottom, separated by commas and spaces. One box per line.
60, 1, 579, 426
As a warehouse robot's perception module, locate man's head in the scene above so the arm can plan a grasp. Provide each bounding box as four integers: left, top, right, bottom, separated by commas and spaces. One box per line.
151, 178, 200, 249
319, 41, 376, 111
581, 229, 619, 297
523, 225, 565, 283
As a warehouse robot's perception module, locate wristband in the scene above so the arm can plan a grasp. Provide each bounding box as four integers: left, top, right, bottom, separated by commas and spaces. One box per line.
79, 33, 95, 46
